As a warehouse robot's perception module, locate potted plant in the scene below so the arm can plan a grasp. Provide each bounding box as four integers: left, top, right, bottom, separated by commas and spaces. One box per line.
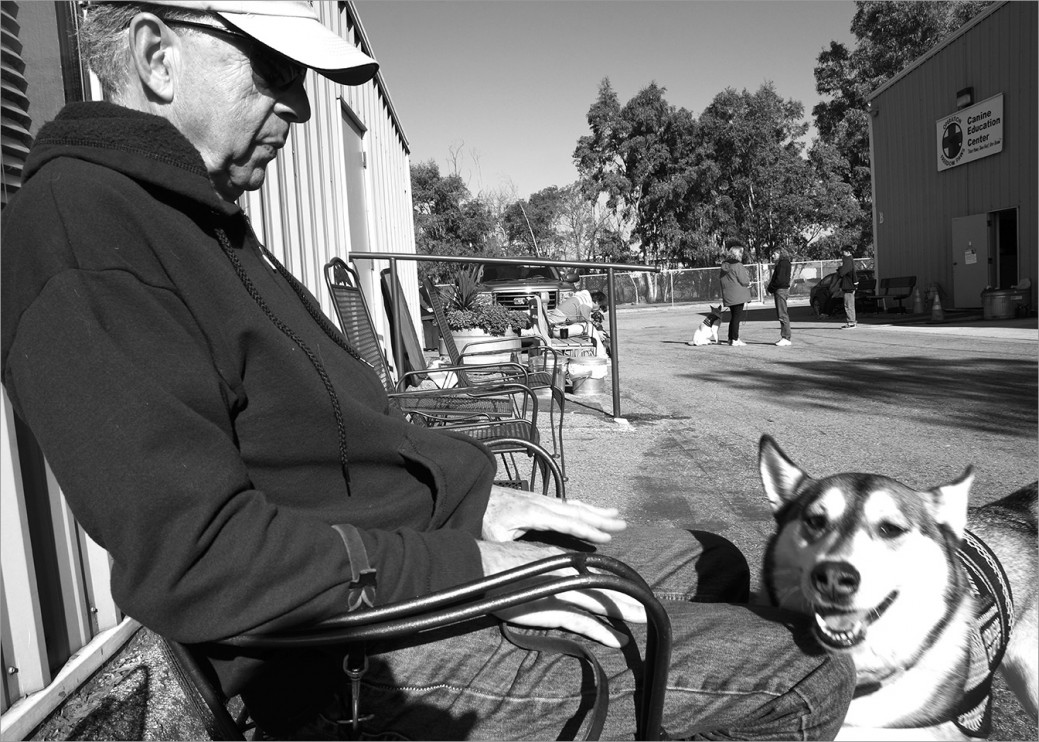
442, 266, 531, 362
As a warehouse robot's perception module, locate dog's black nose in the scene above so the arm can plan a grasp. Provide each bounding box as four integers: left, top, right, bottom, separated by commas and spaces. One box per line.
811, 561, 860, 600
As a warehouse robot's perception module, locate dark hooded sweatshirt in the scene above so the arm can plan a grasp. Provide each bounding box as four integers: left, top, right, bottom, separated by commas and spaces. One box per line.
1, 102, 495, 690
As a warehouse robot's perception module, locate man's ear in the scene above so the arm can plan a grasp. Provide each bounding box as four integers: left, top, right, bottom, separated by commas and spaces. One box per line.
127, 13, 178, 103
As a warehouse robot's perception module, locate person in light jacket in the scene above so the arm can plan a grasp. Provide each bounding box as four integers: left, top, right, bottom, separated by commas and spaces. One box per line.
719, 239, 753, 346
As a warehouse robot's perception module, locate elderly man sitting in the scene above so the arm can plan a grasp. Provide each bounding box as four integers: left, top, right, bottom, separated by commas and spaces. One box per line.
0, 2, 853, 739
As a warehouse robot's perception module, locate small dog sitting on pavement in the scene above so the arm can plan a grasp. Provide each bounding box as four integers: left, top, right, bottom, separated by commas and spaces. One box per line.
688, 305, 723, 346
757, 434, 1037, 740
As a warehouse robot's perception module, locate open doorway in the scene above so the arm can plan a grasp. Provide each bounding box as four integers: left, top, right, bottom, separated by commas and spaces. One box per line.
994, 208, 1018, 289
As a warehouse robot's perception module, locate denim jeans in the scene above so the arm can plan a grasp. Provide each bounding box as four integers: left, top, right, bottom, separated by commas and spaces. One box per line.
843, 292, 857, 325
345, 527, 854, 740
773, 289, 791, 339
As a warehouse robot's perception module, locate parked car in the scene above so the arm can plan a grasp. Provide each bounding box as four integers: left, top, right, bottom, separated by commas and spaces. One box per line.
476, 263, 580, 312
809, 269, 876, 317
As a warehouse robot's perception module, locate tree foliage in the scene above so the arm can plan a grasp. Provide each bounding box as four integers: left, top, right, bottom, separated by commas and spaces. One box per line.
574, 79, 861, 266
813, 1, 992, 253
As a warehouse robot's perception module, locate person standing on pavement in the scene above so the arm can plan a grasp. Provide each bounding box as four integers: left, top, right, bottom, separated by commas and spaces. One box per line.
719, 238, 752, 346
766, 247, 792, 346
837, 247, 858, 328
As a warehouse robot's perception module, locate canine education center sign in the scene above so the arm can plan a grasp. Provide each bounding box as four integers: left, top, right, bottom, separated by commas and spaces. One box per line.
937, 94, 1004, 171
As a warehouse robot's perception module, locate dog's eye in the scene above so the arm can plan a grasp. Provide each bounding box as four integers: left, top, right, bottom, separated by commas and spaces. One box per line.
877, 521, 907, 539
803, 514, 827, 532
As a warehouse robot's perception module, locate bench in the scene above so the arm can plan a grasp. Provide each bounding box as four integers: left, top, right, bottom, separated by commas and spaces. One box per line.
863, 275, 917, 313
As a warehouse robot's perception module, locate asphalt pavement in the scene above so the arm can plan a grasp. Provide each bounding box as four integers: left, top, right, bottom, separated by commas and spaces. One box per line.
29, 299, 1038, 740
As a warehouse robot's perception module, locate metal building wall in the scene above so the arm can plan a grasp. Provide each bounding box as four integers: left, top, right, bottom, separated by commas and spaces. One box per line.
868, 1, 1037, 307
242, 2, 419, 350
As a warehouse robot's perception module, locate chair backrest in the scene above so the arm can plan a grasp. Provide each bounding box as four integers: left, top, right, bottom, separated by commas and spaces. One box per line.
324, 258, 395, 392
421, 277, 474, 387
380, 268, 429, 388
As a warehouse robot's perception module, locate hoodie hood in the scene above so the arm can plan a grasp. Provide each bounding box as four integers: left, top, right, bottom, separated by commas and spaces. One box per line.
24, 102, 238, 217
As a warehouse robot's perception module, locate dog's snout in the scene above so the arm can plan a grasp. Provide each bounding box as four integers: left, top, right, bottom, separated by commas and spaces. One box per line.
811, 561, 860, 600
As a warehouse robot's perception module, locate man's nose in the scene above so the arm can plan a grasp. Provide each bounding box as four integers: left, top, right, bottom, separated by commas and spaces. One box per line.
276, 78, 312, 124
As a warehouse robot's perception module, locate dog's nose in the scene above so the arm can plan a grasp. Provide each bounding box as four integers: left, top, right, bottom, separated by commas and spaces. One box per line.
811, 561, 860, 600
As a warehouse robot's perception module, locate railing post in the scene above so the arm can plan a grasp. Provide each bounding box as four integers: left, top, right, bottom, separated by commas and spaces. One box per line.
607, 268, 621, 419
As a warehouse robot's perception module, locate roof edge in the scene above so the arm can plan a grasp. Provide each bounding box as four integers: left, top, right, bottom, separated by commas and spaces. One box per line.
342, 1, 410, 154
868, 1, 1008, 101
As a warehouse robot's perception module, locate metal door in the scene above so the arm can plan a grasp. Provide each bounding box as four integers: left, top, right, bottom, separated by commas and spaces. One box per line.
951, 214, 991, 308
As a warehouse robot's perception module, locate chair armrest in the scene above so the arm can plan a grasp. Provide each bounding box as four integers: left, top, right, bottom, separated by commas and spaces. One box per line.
219, 553, 672, 739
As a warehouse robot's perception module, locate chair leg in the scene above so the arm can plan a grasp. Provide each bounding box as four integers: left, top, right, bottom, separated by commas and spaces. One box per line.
550, 386, 567, 481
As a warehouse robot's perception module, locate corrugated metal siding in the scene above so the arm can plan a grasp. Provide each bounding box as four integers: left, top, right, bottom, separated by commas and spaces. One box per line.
869, 1, 1037, 307
242, 2, 418, 345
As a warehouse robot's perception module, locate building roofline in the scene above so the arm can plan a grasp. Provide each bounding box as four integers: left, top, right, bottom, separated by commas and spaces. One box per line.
343, 1, 411, 154
869, 1, 1008, 101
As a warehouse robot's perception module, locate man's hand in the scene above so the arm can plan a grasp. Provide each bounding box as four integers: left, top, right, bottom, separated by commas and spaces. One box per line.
482, 486, 627, 544
477, 540, 646, 647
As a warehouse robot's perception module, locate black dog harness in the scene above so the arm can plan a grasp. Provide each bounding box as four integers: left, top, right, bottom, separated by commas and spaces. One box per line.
701, 312, 721, 327
952, 528, 1014, 737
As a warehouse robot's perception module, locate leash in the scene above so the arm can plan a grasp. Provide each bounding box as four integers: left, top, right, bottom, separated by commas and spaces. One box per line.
951, 529, 1014, 737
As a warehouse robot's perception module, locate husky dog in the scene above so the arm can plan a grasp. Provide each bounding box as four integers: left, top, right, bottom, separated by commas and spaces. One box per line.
689, 305, 723, 346
758, 435, 1038, 740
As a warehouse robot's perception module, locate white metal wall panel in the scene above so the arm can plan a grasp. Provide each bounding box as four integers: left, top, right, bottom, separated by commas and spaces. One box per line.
870, 2, 1037, 307
243, 2, 419, 338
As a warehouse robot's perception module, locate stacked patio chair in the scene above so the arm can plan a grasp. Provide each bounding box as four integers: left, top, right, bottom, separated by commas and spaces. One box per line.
324, 259, 552, 491
422, 277, 572, 479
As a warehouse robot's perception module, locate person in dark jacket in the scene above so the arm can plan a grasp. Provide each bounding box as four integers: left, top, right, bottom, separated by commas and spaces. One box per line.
0, 3, 854, 739
719, 238, 753, 346
766, 247, 793, 345
837, 247, 859, 328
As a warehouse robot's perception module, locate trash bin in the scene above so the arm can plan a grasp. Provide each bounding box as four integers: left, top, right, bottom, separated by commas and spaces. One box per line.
981, 289, 1028, 320
568, 357, 609, 396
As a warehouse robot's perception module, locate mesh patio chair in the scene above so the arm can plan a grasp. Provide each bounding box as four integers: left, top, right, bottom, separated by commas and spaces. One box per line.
324, 259, 548, 485
422, 277, 571, 479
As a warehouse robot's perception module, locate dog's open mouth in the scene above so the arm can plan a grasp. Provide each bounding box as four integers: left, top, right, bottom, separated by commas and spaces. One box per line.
812, 591, 898, 650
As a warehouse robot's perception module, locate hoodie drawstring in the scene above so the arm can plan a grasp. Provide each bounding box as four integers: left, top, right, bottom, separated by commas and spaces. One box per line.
215, 228, 358, 492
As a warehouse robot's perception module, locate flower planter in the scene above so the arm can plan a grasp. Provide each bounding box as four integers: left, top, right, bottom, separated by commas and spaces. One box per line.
449, 329, 522, 364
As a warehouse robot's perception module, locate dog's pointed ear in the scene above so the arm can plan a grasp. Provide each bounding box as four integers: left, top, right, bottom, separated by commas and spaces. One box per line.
759, 435, 810, 514
928, 466, 974, 539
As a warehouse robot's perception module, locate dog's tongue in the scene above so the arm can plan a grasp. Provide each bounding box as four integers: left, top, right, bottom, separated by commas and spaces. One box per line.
814, 611, 866, 649
820, 612, 861, 633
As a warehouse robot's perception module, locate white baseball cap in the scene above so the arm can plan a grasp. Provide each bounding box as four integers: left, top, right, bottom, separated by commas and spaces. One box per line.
142, 1, 379, 85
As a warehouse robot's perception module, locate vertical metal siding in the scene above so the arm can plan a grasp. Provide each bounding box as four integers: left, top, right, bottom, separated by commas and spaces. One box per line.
243, 2, 418, 337
870, 2, 1036, 307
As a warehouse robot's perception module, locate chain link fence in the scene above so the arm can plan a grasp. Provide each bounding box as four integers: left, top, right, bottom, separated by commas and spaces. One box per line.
582, 259, 874, 306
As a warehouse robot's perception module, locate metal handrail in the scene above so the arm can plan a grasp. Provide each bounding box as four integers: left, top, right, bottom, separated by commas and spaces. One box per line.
350, 252, 660, 419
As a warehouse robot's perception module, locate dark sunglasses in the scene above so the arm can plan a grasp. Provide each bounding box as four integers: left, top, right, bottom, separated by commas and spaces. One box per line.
164, 19, 306, 92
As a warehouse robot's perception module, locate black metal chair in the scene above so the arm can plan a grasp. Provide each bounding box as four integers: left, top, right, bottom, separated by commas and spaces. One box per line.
162, 551, 672, 741
326, 260, 539, 432
325, 258, 562, 493
422, 277, 570, 480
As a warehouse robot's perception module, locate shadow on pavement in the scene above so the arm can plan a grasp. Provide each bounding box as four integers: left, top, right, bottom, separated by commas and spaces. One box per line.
683, 355, 1036, 436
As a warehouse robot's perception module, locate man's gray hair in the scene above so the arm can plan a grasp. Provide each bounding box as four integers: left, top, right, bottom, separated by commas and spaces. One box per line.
78, 2, 211, 99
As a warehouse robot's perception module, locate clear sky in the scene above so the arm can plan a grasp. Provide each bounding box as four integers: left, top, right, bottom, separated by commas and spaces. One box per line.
353, 1, 857, 200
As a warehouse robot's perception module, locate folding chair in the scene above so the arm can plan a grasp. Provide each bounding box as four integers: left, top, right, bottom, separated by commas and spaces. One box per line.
162, 554, 673, 741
